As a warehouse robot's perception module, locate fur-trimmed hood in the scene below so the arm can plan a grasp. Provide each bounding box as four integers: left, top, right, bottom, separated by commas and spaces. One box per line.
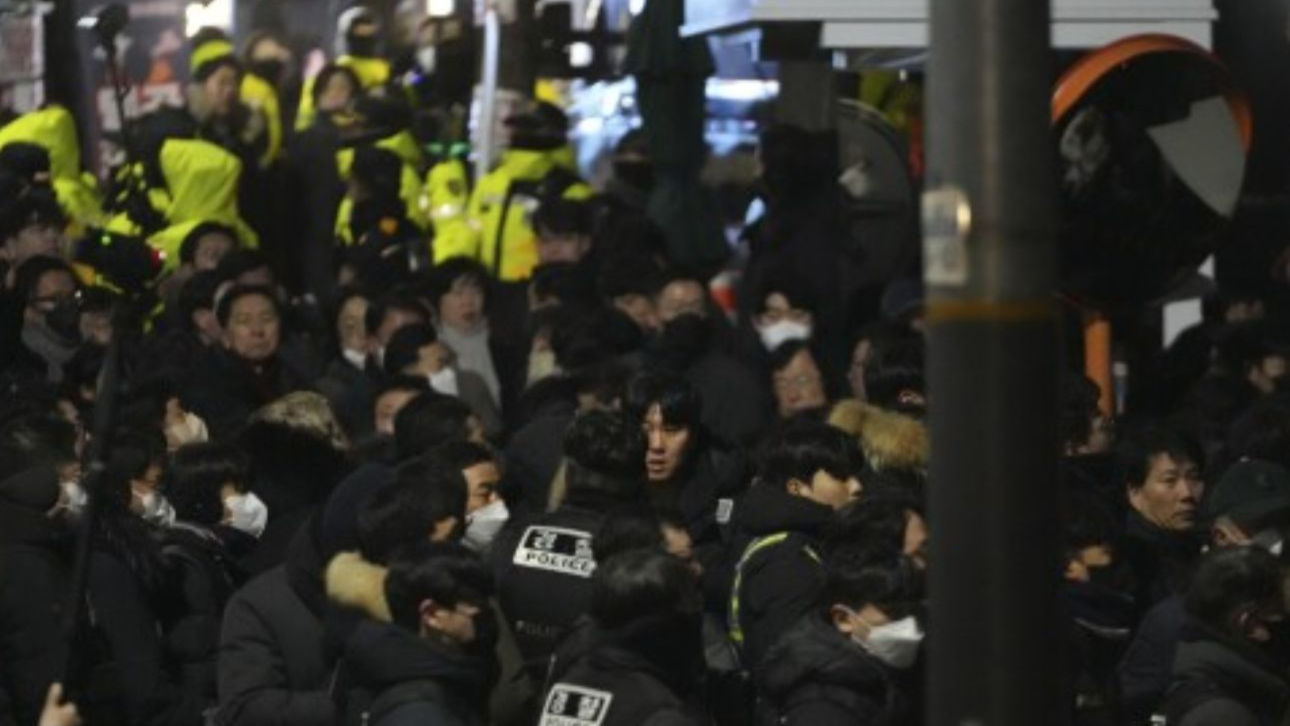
828, 399, 928, 473
325, 551, 391, 622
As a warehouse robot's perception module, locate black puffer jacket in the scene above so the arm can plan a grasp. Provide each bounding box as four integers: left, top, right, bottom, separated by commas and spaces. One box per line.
338, 619, 492, 726
727, 484, 834, 671
216, 519, 338, 726
1159, 621, 1290, 726
540, 613, 708, 726
182, 348, 317, 442
0, 489, 72, 726
1121, 510, 1201, 619
758, 614, 897, 726
238, 421, 351, 575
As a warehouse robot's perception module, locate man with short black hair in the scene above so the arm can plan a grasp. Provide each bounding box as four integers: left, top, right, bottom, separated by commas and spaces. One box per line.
1157, 546, 1290, 725
1118, 426, 1205, 614
333, 542, 497, 726
184, 284, 315, 439
728, 420, 863, 670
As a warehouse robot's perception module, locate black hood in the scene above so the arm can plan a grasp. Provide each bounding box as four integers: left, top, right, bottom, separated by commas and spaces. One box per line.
588, 612, 706, 701
733, 483, 834, 538
758, 614, 891, 705
344, 619, 493, 707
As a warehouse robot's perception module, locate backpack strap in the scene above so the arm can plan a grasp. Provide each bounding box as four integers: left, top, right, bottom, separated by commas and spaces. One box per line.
727, 532, 821, 658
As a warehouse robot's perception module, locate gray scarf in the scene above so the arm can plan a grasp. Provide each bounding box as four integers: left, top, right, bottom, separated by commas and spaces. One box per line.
437, 323, 501, 407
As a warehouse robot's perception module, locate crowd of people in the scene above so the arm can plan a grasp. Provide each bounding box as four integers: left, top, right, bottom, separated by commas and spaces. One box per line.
3, 6, 1290, 726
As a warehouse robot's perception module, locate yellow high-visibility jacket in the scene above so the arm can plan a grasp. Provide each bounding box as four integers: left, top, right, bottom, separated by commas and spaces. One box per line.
0, 106, 103, 236
333, 130, 430, 245
105, 138, 257, 271
464, 147, 591, 281
424, 157, 473, 263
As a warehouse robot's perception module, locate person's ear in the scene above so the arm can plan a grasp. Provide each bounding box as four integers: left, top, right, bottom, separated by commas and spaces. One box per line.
419, 598, 443, 631
786, 478, 808, 498
830, 604, 860, 635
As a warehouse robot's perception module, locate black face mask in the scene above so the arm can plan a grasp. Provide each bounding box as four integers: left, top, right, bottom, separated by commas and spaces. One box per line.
613, 160, 655, 191
42, 298, 82, 344
249, 59, 286, 86
346, 33, 378, 58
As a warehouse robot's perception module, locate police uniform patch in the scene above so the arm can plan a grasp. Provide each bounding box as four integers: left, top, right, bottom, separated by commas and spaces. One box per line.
538, 684, 613, 726
716, 498, 734, 525
512, 525, 596, 578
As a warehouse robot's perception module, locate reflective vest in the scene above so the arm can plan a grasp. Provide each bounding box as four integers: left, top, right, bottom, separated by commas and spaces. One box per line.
424, 157, 473, 263
333, 130, 430, 245
464, 147, 591, 281
727, 532, 822, 658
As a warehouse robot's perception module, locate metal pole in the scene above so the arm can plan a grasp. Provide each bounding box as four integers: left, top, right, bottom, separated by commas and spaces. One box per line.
923, 0, 1061, 725
475, 4, 500, 181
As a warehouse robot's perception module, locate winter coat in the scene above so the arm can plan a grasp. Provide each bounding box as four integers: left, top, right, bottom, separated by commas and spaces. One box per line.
85, 547, 205, 726
652, 435, 749, 611
237, 421, 351, 575
645, 315, 771, 446
494, 500, 607, 680
217, 520, 338, 726
317, 462, 397, 560
757, 614, 898, 726
827, 400, 928, 484
283, 115, 345, 300
325, 555, 492, 726
1158, 621, 1290, 726
0, 497, 71, 726
726, 484, 833, 671
182, 348, 316, 442
1119, 595, 1186, 724
315, 358, 379, 442
1121, 511, 1201, 619
504, 377, 579, 513
539, 613, 708, 726
158, 523, 247, 705
1061, 581, 1135, 726
326, 553, 534, 726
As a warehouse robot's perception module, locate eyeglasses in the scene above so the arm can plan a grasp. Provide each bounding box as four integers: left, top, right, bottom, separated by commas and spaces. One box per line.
774, 374, 822, 393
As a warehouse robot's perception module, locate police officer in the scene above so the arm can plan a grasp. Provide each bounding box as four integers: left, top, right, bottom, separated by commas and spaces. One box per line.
493, 410, 645, 681
463, 103, 591, 282
537, 549, 708, 726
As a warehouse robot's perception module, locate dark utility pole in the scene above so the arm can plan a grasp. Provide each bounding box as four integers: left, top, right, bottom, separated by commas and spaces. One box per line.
924, 0, 1062, 724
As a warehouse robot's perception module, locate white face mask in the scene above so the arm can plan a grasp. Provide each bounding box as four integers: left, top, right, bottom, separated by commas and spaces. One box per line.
463, 498, 509, 552
342, 347, 367, 369
165, 411, 209, 450
60, 480, 88, 514
854, 615, 924, 670
139, 492, 176, 528
416, 46, 437, 74
1252, 528, 1285, 557
428, 367, 460, 397
757, 320, 811, 351
224, 491, 269, 538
